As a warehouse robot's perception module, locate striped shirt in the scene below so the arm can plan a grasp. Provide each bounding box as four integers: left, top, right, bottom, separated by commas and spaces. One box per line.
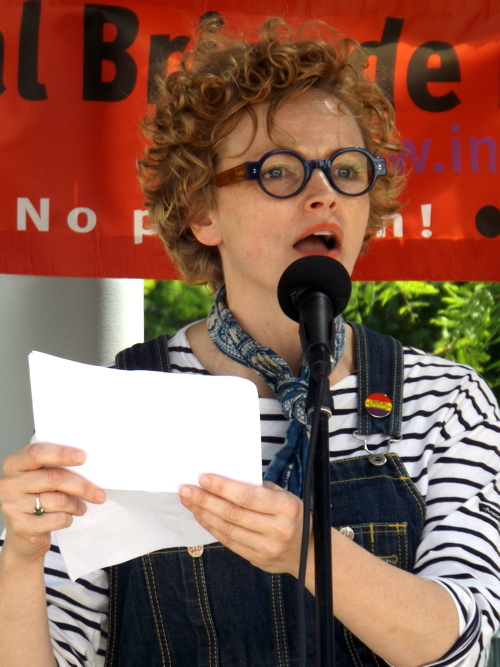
3, 325, 500, 666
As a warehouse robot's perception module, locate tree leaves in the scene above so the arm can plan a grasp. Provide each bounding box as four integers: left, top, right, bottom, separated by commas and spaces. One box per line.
144, 279, 214, 338
144, 280, 500, 400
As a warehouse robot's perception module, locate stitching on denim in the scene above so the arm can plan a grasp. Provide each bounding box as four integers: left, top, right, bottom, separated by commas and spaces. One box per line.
331, 472, 401, 486
351, 322, 404, 439
345, 626, 364, 665
270, 575, 283, 666
155, 336, 164, 372
389, 334, 404, 438
395, 524, 402, 568
390, 336, 397, 435
330, 454, 412, 487
395, 336, 404, 438
354, 522, 407, 533
104, 566, 117, 666
350, 323, 365, 434
270, 574, 291, 666
147, 556, 172, 666
161, 334, 171, 372
141, 556, 169, 666
198, 555, 219, 666
192, 559, 211, 664
276, 575, 290, 666
192, 556, 218, 667
392, 456, 426, 528
350, 522, 408, 566
359, 326, 369, 434
401, 524, 408, 569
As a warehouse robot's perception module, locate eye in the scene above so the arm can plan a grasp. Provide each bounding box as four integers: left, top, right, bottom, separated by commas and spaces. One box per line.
261, 154, 304, 181
333, 163, 362, 180
263, 166, 288, 180
261, 161, 303, 181
258, 153, 305, 195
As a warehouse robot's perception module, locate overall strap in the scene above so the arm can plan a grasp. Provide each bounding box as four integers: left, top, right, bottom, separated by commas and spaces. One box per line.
115, 334, 171, 372
349, 322, 404, 439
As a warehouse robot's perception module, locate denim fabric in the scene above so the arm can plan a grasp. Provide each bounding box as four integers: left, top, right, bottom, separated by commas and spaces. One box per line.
349, 322, 404, 439
330, 453, 426, 665
105, 454, 425, 667
107, 326, 425, 666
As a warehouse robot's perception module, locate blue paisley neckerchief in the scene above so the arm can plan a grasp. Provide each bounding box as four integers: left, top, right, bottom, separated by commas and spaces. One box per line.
207, 284, 346, 498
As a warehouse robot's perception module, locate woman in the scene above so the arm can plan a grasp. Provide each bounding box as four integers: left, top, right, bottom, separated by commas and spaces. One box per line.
1, 17, 499, 666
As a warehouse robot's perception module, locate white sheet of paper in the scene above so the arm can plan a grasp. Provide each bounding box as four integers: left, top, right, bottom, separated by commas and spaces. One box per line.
29, 352, 262, 581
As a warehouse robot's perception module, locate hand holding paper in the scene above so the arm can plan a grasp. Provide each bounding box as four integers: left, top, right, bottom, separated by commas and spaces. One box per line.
29, 352, 262, 580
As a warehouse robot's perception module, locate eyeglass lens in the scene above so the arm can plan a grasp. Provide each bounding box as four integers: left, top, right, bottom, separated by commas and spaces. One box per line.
259, 150, 374, 197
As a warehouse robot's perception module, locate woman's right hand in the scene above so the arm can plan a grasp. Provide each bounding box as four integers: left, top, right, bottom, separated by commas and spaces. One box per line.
0, 442, 106, 562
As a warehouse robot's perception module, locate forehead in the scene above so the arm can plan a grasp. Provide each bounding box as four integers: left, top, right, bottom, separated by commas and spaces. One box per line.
219, 89, 364, 160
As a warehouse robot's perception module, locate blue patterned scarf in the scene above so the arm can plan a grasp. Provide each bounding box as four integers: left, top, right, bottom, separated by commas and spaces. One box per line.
207, 285, 345, 498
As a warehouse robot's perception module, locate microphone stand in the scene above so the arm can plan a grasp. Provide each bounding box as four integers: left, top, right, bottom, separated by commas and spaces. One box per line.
305, 369, 335, 667
298, 291, 336, 666
277, 258, 351, 667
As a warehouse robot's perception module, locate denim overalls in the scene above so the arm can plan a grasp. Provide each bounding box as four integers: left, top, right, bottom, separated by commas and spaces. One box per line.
105, 324, 426, 666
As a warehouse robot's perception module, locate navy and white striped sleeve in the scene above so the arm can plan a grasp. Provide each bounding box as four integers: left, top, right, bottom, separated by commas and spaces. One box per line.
0, 530, 108, 666
406, 354, 500, 665
45, 535, 109, 666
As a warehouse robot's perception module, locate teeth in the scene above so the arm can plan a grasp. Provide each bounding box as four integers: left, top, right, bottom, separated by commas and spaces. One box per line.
310, 230, 335, 250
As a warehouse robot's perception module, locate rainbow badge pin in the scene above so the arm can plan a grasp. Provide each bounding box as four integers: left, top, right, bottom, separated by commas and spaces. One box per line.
364, 393, 393, 418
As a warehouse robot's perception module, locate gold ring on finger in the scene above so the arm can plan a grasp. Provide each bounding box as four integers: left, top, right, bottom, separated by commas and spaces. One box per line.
33, 495, 45, 516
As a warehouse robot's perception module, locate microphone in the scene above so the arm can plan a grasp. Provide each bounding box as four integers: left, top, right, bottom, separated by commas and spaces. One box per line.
277, 256, 352, 380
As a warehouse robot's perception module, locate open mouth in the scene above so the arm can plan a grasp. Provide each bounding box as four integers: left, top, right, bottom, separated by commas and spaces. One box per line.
311, 230, 336, 250
294, 230, 338, 253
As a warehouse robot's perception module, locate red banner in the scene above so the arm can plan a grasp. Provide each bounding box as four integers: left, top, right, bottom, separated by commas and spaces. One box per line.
1, 1, 499, 281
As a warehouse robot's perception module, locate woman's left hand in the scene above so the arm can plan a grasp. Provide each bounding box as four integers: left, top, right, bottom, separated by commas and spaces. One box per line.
179, 475, 306, 577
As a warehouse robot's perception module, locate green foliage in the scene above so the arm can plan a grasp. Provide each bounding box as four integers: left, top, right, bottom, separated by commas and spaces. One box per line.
431, 283, 500, 384
344, 281, 441, 353
344, 281, 500, 400
144, 279, 500, 402
144, 279, 214, 338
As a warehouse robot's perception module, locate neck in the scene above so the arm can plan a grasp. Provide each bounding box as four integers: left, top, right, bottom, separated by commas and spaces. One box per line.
186, 286, 356, 397
224, 286, 305, 375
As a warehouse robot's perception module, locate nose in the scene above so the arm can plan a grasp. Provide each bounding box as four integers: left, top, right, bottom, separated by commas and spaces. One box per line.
303, 167, 339, 210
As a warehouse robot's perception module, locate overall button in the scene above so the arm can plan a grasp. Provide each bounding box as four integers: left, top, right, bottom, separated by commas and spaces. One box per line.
339, 526, 355, 540
187, 545, 204, 558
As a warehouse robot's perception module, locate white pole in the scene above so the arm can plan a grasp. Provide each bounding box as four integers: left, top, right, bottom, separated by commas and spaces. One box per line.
0, 275, 144, 531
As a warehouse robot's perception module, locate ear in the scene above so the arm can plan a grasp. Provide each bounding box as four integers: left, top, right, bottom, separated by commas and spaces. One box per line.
189, 213, 223, 247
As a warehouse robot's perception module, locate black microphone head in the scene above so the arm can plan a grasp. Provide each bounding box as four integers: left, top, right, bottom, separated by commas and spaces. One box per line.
277, 256, 352, 323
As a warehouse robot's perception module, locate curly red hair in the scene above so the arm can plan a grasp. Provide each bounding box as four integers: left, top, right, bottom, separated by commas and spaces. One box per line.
138, 17, 404, 288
